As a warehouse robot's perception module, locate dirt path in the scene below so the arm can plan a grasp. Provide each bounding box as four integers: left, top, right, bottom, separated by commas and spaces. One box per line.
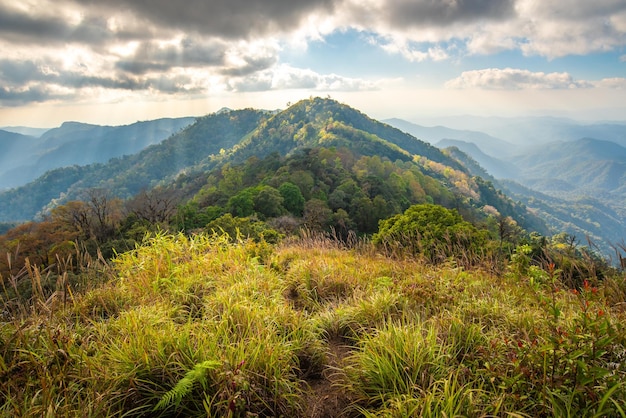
302, 337, 353, 417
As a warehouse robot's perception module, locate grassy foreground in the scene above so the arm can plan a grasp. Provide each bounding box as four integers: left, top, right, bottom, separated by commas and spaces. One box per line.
1, 233, 626, 417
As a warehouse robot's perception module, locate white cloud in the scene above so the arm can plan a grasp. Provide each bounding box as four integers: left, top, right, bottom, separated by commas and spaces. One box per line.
445, 68, 591, 90
227, 64, 379, 92
378, 38, 450, 62
594, 77, 626, 89
445, 68, 626, 91
344, 0, 626, 59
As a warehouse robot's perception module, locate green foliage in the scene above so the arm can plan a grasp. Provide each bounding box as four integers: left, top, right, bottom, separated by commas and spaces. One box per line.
226, 187, 258, 218
175, 202, 223, 232
373, 203, 489, 265
278, 182, 305, 216
154, 360, 221, 412
1, 233, 625, 417
253, 185, 285, 219
205, 213, 282, 244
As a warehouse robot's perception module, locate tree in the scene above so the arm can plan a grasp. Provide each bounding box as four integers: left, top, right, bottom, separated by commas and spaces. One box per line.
83, 189, 123, 242
127, 187, 180, 225
303, 199, 332, 232
227, 188, 257, 218
254, 186, 285, 219
373, 203, 488, 264
49, 201, 93, 239
278, 182, 305, 216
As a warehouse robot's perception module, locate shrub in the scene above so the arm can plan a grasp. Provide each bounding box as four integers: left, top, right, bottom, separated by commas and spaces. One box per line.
373, 203, 488, 265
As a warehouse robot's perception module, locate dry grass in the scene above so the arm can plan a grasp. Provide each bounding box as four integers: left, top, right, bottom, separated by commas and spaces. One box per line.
1, 232, 625, 417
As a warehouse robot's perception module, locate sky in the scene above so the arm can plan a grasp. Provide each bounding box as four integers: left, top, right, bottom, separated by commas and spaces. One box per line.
1, 0, 625, 128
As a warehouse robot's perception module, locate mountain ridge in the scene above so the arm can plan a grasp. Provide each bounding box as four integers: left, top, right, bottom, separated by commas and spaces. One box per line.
0, 98, 542, 239
0, 117, 196, 190
2, 97, 623, 260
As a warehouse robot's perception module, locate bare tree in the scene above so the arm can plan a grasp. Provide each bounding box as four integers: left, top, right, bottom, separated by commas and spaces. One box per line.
127, 187, 180, 225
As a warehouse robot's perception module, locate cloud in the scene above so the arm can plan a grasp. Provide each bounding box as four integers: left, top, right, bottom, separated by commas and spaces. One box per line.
228, 65, 378, 92
0, 2, 151, 47
0, 55, 207, 107
68, 0, 337, 39
445, 68, 626, 90
594, 77, 626, 89
1, 0, 626, 108
0, 85, 64, 106
380, 0, 516, 28
115, 38, 228, 75
341, 0, 626, 59
445, 68, 590, 89
377, 38, 450, 62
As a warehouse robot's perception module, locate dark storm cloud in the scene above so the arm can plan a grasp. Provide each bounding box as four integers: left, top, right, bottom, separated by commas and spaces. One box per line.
0, 2, 155, 47
116, 38, 227, 75
72, 0, 337, 38
0, 56, 202, 107
68, 73, 203, 94
0, 3, 71, 42
383, 0, 516, 27
221, 55, 280, 77
0, 85, 58, 105
0, 60, 42, 85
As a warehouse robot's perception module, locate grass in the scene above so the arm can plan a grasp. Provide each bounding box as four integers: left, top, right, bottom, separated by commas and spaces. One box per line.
1, 231, 625, 416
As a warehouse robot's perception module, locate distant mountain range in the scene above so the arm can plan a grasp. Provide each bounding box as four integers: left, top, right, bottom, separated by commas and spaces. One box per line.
396, 115, 626, 149
0, 117, 195, 190
0, 126, 50, 137
0, 100, 624, 261
385, 117, 626, 261
0, 98, 543, 237
383, 118, 515, 158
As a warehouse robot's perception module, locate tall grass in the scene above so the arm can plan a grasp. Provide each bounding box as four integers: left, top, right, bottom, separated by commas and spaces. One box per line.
1, 231, 625, 416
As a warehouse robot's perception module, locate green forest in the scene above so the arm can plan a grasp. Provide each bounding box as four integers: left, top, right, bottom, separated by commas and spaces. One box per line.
1, 98, 625, 417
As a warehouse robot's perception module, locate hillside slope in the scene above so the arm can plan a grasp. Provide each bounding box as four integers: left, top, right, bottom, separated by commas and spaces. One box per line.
511, 138, 626, 195
437, 139, 519, 179
384, 117, 515, 158
0, 98, 542, 237
0, 129, 41, 189
0, 110, 266, 221
0, 118, 196, 189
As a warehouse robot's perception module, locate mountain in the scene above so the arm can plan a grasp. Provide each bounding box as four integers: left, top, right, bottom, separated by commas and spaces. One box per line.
384, 117, 515, 158
380, 114, 626, 262
0, 98, 542, 238
227, 99, 464, 171
409, 115, 626, 149
0, 109, 267, 221
437, 139, 519, 179
0, 129, 42, 189
511, 138, 626, 195
0, 117, 196, 190
0, 126, 50, 137
498, 180, 626, 260
441, 142, 626, 261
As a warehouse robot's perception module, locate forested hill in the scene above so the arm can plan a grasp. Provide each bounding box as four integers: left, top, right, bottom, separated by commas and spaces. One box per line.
0, 98, 543, 236
0, 109, 267, 222
0, 118, 196, 190
226, 98, 466, 171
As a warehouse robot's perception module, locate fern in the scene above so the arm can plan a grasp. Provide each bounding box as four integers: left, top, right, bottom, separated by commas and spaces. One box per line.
154, 360, 221, 412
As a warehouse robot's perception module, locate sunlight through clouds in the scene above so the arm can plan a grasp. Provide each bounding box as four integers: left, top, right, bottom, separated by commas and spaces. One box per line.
0, 0, 625, 125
